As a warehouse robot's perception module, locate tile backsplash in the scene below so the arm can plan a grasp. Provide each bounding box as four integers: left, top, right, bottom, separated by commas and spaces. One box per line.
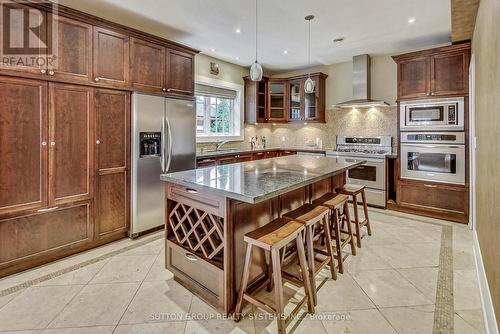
197, 106, 398, 152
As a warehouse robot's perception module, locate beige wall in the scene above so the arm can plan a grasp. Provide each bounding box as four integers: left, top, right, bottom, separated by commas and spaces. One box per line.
195, 54, 247, 86
472, 0, 500, 327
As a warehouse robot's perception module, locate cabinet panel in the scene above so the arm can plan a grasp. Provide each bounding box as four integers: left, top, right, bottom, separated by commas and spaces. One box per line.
93, 27, 130, 87
0, 201, 92, 265
49, 83, 94, 204
49, 14, 92, 82
398, 57, 430, 99
95, 89, 129, 169
131, 38, 165, 93
95, 172, 128, 238
268, 80, 286, 122
165, 49, 194, 96
431, 52, 469, 96
0, 1, 48, 75
0, 77, 48, 215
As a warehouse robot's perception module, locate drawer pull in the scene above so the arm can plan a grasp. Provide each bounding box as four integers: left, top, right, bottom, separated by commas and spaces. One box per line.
185, 253, 198, 261
186, 188, 198, 194
37, 206, 59, 213
424, 184, 437, 188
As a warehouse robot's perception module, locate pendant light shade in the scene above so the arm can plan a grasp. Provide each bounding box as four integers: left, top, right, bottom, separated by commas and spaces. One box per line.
304, 15, 315, 93
250, 61, 263, 81
250, 0, 263, 81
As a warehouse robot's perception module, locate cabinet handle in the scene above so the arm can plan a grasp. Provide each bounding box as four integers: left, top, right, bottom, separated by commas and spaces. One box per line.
426, 93, 430, 96
185, 253, 198, 261
41, 141, 47, 146
162, 88, 167, 92
94, 78, 100, 82
431, 92, 435, 96
50, 141, 56, 146
96, 140, 101, 145
186, 188, 198, 194
167, 88, 192, 94
424, 184, 437, 188
37, 206, 59, 213
40, 69, 47, 74
48, 70, 55, 76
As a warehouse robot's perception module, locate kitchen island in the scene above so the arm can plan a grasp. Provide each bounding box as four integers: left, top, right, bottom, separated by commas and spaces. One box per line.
160, 155, 364, 313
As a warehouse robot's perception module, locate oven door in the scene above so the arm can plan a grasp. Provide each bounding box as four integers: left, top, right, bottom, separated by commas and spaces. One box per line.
401, 144, 465, 185
336, 156, 385, 190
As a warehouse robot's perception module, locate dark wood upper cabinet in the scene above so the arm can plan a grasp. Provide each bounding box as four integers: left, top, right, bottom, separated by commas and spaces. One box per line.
268, 80, 287, 122
49, 14, 92, 82
0, 77, 48, 216
93, 27, 130, 87
397, 57, 431, 100
244, 76, 268, 124
165, 49, 194, 96
393, 43, 470, 100
130, 38, 165, 93
49, 83, 94, 205
95, 89, 130, 239
431, 52, 469, 96
0, 1, 48, 75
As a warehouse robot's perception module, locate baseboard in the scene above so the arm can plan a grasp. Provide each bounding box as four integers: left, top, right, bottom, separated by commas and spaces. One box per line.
473, 230, 499, 334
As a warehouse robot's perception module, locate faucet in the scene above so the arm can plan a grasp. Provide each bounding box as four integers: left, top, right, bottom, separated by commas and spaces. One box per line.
215, 140, 230, 151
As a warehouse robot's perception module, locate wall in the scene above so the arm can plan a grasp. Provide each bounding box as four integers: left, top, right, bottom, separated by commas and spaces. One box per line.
195, 53, 247, 86
472, 0, 500, 327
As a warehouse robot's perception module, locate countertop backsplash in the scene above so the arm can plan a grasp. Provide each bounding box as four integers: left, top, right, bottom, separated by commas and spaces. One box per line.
197, 106, 398, 153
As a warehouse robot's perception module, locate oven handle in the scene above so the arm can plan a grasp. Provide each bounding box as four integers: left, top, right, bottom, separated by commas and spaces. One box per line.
401, 143, 463, 149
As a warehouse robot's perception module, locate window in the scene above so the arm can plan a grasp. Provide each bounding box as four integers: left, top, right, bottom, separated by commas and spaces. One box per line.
195, 82, 242, 141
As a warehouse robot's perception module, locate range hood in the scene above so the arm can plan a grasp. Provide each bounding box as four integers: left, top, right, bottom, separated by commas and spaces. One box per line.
335, 54, 390, 108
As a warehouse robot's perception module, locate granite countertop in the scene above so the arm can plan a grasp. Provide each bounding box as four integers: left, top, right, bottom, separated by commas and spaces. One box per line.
161, 155, 365, 204
196, 146, 333, 159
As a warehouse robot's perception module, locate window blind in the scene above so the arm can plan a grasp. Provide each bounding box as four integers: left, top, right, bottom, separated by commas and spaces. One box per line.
195, 83, 237, 99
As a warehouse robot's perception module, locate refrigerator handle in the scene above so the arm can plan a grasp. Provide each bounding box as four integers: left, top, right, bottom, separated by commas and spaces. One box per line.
160, 117, 166, 173
166, 116, 173, 172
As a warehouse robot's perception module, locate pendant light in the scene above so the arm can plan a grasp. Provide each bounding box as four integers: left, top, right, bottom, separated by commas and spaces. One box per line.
304, 15, 315, 93
250, 0, 263, 81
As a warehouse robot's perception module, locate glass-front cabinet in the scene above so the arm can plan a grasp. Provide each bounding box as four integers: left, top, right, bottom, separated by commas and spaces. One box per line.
288, 74, 325, 122
288, 80, 302, 121
268, 80, 287, 122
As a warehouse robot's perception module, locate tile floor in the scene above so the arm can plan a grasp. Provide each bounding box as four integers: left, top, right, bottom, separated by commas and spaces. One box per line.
0, 208, 486, 334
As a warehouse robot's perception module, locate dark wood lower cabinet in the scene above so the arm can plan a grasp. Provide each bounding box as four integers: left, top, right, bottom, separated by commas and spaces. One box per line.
0, 201, 93, 277
395, 179, 469, 223
95, 172, 129, 239
196, 149, 298, 168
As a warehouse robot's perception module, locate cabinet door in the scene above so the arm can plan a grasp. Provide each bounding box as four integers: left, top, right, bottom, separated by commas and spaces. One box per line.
93, 27, 130, 87
48, 14, 92, 82
268, 81, 286, 122
0, 1, 48, 75
130, 38, 165, 93
0, 201, 92, 272
49, 83, 94, 205
95, 89, 130, 239
398, 57, 430, 99
431, 52, 469, 96
165, 49, 194, 96
288, 80, 304, 121
0, 77, 48, 215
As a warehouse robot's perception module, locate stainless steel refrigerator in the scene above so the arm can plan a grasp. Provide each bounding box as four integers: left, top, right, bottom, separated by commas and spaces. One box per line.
131, 93, 196, 237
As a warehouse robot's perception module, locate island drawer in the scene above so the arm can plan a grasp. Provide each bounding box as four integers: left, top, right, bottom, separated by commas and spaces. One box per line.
166, 240, 224, 309
166, 183, 226, 217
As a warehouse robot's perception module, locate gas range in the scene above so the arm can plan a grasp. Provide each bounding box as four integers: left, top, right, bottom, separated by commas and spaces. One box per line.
326, 135, 393, 208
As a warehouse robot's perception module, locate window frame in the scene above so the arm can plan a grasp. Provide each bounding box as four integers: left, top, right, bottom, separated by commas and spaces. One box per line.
195, 75, 244, 143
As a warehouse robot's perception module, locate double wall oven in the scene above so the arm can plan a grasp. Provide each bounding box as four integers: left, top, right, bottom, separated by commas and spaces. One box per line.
400, 98, 466, 185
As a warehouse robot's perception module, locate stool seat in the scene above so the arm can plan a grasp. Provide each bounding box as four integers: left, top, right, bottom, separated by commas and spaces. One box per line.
244, 218, 304, 251
283, 204, 329, 225
336, 184, 365, 196
322, 194, 350, 209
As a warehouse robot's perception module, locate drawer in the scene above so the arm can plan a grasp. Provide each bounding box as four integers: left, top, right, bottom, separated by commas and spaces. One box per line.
166, 183, 225, 217
196, 158, 218, 168
398, 180, 467, 213
166, 240, 224, 309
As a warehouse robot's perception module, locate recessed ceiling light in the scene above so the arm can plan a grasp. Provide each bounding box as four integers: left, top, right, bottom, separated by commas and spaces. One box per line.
408, 17, 416, 24
283, 50, 288, 55
235, 56, 240, 60
235, 28, 241, 33
210, 48, 216, 52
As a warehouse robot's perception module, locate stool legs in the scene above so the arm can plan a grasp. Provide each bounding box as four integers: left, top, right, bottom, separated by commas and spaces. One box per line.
361, 190, 372, 236
295, 234, 315, 314
305, 225, 317, 305
271, 248, 286, 333
344, 201, 357, 256
331, 208, 344, 274
352, 194, 362, 248
321, 214, 337, 281
234, 243, 253, 321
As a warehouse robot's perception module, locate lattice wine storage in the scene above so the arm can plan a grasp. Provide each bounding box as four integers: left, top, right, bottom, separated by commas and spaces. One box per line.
167, 201, 224, 267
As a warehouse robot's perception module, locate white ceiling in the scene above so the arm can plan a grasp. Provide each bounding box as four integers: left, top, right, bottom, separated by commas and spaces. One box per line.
59, 0, 452, 71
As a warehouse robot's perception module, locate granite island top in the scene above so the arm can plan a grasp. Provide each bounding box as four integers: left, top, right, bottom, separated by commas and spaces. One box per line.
196, 146, 333, 159
161, 155, 365, 204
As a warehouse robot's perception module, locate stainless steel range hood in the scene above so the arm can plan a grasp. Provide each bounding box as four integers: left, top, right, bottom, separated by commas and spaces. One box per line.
335, 54, 390, 108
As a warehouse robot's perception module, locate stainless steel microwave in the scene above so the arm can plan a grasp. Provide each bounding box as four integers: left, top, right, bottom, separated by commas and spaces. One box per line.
400, 97, 464, 131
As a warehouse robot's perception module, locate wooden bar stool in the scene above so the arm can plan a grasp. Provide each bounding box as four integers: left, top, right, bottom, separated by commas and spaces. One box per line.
312, 193, 356, 274
336, 185, 372, 248
282, 204, 337, 305
234, 217, 315, 334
